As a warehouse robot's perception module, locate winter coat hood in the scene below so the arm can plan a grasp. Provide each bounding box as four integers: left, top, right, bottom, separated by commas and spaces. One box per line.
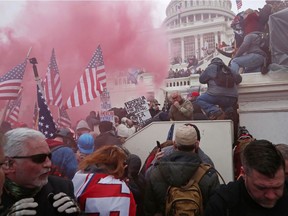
156, 151, 201, 186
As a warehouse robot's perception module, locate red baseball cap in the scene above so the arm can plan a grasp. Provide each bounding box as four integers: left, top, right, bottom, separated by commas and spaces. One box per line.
191, 92, 200, 97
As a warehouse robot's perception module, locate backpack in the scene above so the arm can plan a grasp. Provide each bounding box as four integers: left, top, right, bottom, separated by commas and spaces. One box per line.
254, 32, 271, 74
254, 32, 270, 53
165, 163, 212, 216
214, 63, 235, 88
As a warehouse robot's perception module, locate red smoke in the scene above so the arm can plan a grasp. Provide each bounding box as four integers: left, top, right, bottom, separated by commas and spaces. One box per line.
0, 1, 169, 126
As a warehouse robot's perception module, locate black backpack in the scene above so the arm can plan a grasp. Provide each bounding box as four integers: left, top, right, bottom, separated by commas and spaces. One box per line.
254, 32, 271, 74
254, 32, 270, 53
212, 59, 235, 88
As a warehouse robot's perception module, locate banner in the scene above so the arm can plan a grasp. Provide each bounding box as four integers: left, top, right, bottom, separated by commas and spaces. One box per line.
100, 89, 112, 111
99, 110, 114, 123
124, 96, 151, 126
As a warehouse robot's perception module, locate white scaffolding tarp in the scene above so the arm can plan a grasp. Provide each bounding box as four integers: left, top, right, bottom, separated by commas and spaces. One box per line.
269, 8, 288, 66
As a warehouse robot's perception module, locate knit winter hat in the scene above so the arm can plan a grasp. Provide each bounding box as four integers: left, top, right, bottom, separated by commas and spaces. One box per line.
76, 120, 91, 132
175, 125, 197, 146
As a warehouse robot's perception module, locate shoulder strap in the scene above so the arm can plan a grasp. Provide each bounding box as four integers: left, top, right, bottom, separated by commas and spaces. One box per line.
185, 163, 211, 188
187, 163, 226, 186
193, 163, 212, 183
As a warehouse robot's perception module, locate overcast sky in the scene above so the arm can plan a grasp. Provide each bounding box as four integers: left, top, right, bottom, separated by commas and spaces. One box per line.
0, 0, 266, 28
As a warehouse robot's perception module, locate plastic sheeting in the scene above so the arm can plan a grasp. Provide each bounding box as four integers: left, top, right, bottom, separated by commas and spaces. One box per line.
269, 8, 288, 66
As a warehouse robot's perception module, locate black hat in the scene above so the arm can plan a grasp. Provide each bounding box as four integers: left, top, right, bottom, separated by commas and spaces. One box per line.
55, 128, 74, 140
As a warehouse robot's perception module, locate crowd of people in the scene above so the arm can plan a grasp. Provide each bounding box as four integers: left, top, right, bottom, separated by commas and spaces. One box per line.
0, 121, 288, 215
0, 65, 286, 215
0, 1, 288, 215
167, 55, 205, 79
0, 82, 286, 215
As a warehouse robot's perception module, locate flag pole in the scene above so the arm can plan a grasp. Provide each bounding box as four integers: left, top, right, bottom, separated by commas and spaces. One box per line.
0, 101, 10, 125
29, 57, 44, 94
26, 47, 32, 59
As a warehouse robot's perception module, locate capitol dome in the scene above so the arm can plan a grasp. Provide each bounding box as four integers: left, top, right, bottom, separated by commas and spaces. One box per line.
163, 0, 235, 64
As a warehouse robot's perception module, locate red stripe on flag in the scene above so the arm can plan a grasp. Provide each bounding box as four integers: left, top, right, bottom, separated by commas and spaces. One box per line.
65, 45, 106, 108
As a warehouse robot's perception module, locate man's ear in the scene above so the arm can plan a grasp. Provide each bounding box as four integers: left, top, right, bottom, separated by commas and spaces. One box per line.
195, 141, 200, 150
173, 141, 178, 150
239, 166, 246, 180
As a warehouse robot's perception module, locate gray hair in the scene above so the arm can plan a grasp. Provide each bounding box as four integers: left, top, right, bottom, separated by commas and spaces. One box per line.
3, 128, 46, 157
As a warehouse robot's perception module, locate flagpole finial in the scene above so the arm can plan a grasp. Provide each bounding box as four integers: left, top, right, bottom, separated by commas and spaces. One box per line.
29, 58, 38, 65
29, 58, 40, 80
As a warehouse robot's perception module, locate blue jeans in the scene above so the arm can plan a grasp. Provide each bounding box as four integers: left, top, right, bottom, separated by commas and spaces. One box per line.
230, 53, 265, 73
195, 93, 237, 116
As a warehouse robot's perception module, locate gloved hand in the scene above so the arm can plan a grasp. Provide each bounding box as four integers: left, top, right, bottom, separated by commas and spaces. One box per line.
6, 198, 38, 216
49, 192, 80, 214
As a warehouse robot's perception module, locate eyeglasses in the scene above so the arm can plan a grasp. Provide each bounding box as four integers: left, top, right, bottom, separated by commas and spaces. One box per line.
11, 153, 52, 164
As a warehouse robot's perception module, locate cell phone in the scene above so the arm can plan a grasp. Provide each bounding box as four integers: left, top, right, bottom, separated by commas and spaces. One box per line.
156, 141, 161, 152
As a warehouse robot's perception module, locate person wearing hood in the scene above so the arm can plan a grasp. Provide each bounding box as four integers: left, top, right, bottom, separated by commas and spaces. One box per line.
46, 128, 78, 179
195, 57, 242, 120
144, 124, 220, 215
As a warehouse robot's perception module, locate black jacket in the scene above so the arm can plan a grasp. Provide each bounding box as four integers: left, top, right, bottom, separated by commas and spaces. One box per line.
94, 131, 122, 150
0, 176, 77, 216
205, 177, 288, 216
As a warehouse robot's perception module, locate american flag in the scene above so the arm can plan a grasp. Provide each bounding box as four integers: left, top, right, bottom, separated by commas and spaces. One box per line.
166, 123, 175, 141
65, 45, 106, 108
37, 85, 57, 138
57, 106, 71, 128
5, 91, 22, 125
0, 59, 27, 100
236, 0, 242, 10
44, 49, 63, 107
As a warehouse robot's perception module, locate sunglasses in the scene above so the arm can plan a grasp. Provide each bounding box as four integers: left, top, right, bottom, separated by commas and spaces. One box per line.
12, 153, 52, 164
0, 160, 8, 167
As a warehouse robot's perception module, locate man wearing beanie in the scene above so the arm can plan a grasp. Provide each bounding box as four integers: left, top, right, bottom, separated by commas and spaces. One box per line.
144, 124, 220, 215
